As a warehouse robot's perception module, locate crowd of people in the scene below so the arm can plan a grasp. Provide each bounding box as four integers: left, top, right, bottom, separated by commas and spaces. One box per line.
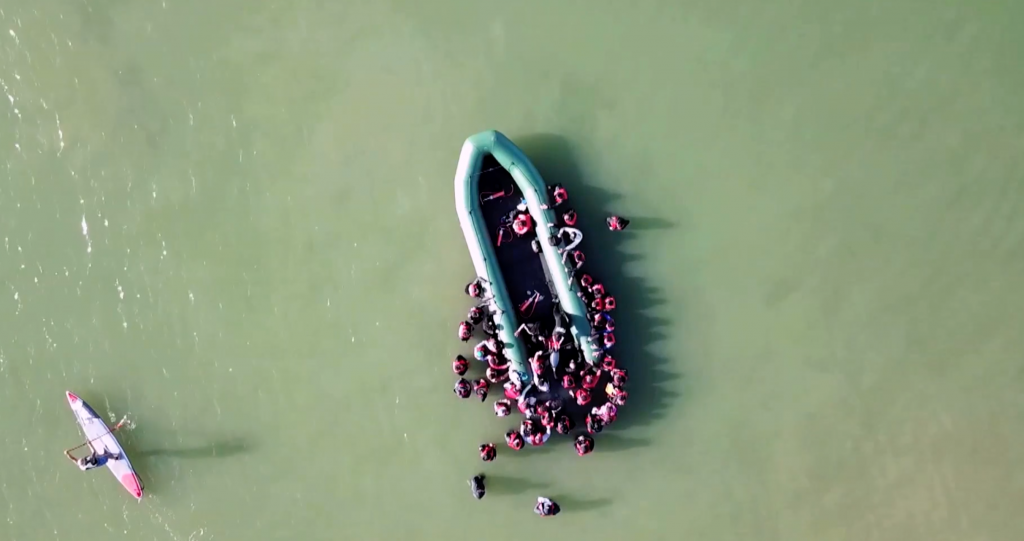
452, 182, 631, 516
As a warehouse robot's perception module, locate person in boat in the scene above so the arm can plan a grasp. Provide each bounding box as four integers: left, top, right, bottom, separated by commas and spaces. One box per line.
606, 215, 630, 231
515, 322, 545, 346
65, 449, 120, 471
473, 378, 490, 402
575, 434, 595, 456
505, 429, 525, 450
549, 184, 569, 207
452, 355, 470, 376
465, 279, 485, 299
470, 474, 486, 499
479, 443, 497, 462
458, 321, 473, 342
493, 399, 512, 417
454, 378, 472, 399
586, 413, 604, 434
512, 212, 533, 236
535, 496, 561, 517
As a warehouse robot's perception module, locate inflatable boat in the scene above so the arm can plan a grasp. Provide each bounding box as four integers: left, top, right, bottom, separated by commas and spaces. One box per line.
454, 131, 598, 385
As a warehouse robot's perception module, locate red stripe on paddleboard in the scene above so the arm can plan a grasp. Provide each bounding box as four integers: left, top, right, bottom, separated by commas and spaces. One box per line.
120, 473, 143, 500
66, 391, 79, 403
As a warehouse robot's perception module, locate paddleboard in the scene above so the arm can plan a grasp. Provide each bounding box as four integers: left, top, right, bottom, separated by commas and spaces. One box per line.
65, 391, 143, 501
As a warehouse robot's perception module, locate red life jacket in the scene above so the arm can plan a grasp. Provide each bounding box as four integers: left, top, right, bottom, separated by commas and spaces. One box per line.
562, 374, 576, 389
575, 388, 591, 406
453, 358, 469, 375
580, 274, 593, 287
591, 284, 605, 297
601, 356, 616, 371
591, 297, 604, 311
512, 213, 532, 235
603, 333, 616, 348
562, 209, 577, 226
572, 250, 585, 267
604, 296, 616, 311
553, 186, 568, 204
458, 322, 472, 339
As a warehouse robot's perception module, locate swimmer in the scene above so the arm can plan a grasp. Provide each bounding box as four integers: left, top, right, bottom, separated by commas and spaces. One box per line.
611, 389, 628, 407
528, 425, 551, 446
493, 399, 512, 417
469, 474, 486, 499
534, 496, 561, 517
575, 434, 595, 456
479, 443, 497, 462
503, 380, 523, 400
574, 388, 592, 406
505, 429, 525, 451
546, 398, 564, 415
473, 378, 490, 402
481, 317, 497, 336
454, 378, 472, 399
452, 355, 470, 376
606, 215, 630, 231
561, 373, 577, 390
467, 305, 485, 325
458, 321, 473, 342
602, 333, 616, 350
586, 413, 604, 434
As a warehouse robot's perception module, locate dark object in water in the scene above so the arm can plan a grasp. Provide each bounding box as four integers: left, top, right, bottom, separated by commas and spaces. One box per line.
470, 474, 486, 499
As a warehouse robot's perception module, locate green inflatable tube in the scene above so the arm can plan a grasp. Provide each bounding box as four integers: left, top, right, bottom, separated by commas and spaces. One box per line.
454, 130, 598, 385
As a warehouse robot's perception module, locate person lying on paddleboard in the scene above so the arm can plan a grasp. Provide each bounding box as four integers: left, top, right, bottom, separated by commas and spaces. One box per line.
65, 449, 120, 471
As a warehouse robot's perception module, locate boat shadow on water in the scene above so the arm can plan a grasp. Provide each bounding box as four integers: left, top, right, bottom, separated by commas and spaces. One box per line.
107, 413, 253, 496
516, 133, 682, 437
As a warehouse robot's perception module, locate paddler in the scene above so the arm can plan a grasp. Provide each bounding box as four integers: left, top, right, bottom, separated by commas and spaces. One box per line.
65, 449, 120, 471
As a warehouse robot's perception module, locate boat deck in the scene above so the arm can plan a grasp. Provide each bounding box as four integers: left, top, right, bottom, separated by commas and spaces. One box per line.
477, 155, 556, 340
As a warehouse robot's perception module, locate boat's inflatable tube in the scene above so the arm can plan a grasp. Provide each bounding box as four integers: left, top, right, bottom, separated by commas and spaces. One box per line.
454, 131, 598, 379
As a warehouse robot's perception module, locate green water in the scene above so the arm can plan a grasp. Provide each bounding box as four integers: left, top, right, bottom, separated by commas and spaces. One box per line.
2, 0, 1024, 539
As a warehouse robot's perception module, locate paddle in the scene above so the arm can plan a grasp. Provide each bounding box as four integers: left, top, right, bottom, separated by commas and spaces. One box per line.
65, 416, 129, 454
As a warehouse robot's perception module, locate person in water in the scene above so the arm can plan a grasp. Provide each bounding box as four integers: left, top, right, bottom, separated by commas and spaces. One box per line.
493, 399, 512, 417
479, 443, 497, 462
534, 496, 561, 517
505, 429, 525, 450
470, 474, 487, 499
586, 413, 604, 434
465, 279, 485, 298
65, 449, 120, 471
561, 208, 577, 227
575, 434, 595, 456
454, 378, 472, 399
473, 378, 490, 402
458, 321, 473, 342
550, 184, 569, 207
606, 215, 630, 231
467, 306, 485, 325
574, 388, 592, 406
611, 367, 628, 387
452, 355, 470, 376
555, 414, 575, 435
485, 366, 508, 383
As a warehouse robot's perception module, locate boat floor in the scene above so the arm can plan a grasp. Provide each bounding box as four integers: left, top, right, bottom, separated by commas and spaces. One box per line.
478, 155, 556, 338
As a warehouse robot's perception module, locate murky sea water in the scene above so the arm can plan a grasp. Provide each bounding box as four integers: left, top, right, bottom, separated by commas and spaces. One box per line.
2, 0, 1023, 539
